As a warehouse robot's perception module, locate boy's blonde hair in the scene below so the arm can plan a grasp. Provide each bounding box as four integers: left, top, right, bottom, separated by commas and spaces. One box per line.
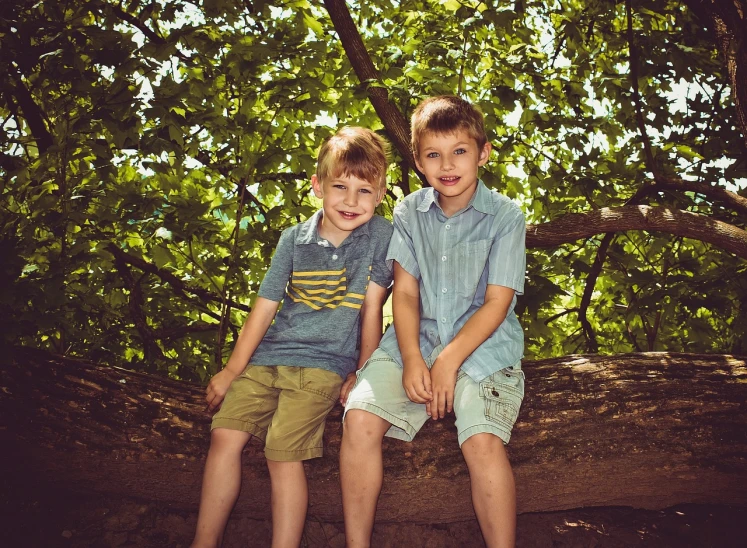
410, 96, 488, 158
316, 127, 389, 191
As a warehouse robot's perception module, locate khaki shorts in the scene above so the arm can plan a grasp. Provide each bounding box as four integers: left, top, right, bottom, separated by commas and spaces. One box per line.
345, 346, 524, 446
212, 365, 342, 461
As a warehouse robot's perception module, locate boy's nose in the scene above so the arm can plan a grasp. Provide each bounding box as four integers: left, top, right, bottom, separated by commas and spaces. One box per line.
344, 189, 358, 206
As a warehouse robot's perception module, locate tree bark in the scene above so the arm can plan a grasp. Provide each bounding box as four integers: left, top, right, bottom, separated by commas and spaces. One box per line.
2, 347, 746, 524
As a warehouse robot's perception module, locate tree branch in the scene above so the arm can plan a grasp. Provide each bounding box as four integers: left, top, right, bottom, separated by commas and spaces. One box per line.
105, 243, 252, 313
526, 205, 747, 258
322, 0, 426, 187
111, 253, 166, 364
633, 175, 747, 216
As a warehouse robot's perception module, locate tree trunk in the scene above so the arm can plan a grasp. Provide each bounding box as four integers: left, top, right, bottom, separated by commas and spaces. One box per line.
683, 0, 747, 150
2, 347, 746, 524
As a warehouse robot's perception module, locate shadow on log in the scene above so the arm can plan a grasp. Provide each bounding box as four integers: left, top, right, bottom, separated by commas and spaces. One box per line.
1, 347, 746, 525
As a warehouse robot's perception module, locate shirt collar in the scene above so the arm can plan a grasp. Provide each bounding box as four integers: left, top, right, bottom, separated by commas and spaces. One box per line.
295, 208, 370, 245
416, 180, 492, 215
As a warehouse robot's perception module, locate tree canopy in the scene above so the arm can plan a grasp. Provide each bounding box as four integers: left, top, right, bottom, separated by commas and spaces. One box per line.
1, 0, 745, 380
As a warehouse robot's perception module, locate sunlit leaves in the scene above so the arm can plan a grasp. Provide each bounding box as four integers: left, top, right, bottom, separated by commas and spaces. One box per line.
1, 0, 745, 378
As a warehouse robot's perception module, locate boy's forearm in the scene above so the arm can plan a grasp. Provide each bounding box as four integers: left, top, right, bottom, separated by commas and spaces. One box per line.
393, 289, 422, 364
356, 281, 389, 369
440, 286, 515, 369
223, 297, 278, 375
357, 306, 383, 369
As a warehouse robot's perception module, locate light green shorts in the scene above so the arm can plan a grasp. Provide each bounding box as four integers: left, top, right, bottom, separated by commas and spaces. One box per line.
345, 347, 524, 446
212, 365, 342, 461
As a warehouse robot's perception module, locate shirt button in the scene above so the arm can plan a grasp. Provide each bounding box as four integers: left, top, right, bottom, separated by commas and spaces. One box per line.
332, 254, 338, 260
441, 317, 447, 323
445, 224, 451, 230
441, 255, 447, 262
441, 288, 447, 293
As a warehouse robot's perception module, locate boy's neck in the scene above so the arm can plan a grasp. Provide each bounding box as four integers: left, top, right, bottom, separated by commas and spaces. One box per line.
436, 181, 479, 217
317, 216, 350, 248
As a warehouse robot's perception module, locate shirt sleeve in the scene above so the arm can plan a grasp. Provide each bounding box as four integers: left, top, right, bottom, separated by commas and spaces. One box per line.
487, 204, 526, 294
257, 228, 295, 302
386, 201, 421, 280
369, 218, 394, 288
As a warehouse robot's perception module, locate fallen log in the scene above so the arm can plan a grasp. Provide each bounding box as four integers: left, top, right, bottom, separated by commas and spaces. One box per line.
1, 347, 746, 524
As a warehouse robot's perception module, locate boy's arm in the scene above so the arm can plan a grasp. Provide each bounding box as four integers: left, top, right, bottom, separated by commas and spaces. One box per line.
339, 280, 388, 405
394, 262, 432, 404
428, 284, 515, 419
205, 296, 279, 411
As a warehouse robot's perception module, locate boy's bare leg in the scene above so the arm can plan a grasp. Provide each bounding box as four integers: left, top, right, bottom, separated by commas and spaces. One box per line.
461, 433, 516, 548
266, 459, 308, 548
192, 428, 251, 548
340, 409, 392, 547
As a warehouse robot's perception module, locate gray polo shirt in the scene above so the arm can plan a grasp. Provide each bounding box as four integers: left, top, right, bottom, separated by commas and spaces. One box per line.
249, 209, 393, 378
378, 181, 526, 381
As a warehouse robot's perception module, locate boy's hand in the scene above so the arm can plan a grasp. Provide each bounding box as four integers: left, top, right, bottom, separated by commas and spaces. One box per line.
339, 372, 357, 406
205, 369, 239, 412
402, 358, 432, 404
427, 356, 459, 419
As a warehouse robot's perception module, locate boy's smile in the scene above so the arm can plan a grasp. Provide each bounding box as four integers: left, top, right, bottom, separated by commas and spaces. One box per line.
415, 129, 491, 216
311, 173, 383, 247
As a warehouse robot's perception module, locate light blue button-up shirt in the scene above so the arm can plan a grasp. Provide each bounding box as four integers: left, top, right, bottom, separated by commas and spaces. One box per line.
378, 181, 526, 381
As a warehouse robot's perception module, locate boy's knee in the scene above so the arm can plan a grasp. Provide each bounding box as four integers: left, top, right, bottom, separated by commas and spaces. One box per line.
209, 427, 250, 452
461, 432, 506, 459
343, 409, 388, 443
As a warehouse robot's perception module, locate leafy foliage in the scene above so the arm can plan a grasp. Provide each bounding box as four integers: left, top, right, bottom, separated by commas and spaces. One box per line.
1, 0, 745, 379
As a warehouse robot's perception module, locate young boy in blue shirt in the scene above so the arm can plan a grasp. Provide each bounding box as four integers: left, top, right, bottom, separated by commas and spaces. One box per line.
191, 127, 393, 548
341, 96, 526, 548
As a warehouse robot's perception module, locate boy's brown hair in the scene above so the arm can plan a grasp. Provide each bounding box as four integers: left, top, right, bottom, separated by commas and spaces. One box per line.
316, 127, 389, 191
410, 96, 488, 158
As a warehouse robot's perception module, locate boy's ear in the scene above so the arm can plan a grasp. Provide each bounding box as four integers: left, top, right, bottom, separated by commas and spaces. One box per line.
311, 174, 323, 198
375, 186, 385, 205
478, 142, 492, 167
413, 154, 424, 174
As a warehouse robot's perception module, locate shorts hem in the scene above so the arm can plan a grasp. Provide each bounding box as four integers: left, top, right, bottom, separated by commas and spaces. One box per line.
265, 446, 322, 462
458, 424, 511, 447
344, 401, 418, 442
212, 417, 267, 441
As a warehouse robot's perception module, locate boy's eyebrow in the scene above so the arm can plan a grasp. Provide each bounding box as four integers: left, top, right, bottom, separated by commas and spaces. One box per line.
422, 141, 470, 150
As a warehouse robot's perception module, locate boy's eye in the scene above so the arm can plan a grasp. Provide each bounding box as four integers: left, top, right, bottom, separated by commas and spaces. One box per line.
426, 152, 439, 159
360, 188, 372, 194
454, 148, 466, 155
333, 184, 346, 190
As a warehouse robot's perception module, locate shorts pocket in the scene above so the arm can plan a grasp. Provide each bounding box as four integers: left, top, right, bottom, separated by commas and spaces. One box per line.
300, 368, 342, 403
480, 367, 524, 427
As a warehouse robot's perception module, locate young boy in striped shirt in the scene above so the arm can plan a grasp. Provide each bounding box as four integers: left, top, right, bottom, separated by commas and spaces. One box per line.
342, 96, 527, 547
192, 127, 393, 548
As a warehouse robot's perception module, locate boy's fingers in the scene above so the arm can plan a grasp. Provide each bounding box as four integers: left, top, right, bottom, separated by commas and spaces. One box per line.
437, 393, 446, 419
425, 401, 432, 417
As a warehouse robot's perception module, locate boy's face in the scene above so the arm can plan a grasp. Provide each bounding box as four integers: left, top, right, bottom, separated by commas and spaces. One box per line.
414, 129, 491, 214
311, 173, 383, 244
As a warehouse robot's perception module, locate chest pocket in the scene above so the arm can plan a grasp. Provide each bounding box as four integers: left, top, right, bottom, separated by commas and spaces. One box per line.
450, 238, 491, 299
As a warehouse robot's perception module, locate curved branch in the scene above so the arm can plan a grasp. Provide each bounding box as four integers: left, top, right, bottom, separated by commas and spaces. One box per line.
635, 176, 747, 216
112, 253, 165, 363
105, 244, 252, 313
526, 205, 747, 258
322, 0, 426, 187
